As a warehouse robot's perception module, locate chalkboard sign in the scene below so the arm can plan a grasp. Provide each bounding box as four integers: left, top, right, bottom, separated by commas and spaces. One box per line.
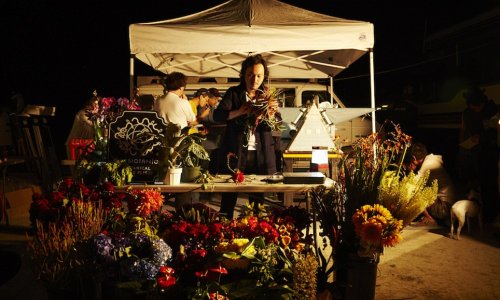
109, 111, 167, 183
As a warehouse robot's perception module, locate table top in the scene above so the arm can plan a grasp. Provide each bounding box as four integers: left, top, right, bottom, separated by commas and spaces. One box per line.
118, 175, 332, 194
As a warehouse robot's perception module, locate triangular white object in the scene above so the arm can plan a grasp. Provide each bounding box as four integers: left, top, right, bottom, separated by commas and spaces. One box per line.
287, 105, 336, 151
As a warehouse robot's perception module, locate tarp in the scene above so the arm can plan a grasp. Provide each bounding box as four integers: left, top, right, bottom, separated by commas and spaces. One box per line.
129, 0, 374, 79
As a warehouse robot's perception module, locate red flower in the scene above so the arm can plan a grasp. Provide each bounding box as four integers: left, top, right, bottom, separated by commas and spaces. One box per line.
232, 169, 245, 184
227, 152, 245, 183
159, 266, 175, 276
191, 249, 207, 259
157, 275, 176, 288
208, 292, 229, 300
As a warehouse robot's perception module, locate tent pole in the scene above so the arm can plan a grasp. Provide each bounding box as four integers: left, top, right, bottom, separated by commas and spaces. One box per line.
329, 76, 334, 106
369, 49, 376, 134
130, 54, 135, 101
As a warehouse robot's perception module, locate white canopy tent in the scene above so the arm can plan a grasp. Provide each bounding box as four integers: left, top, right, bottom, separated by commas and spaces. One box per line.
129, 0, 377, 131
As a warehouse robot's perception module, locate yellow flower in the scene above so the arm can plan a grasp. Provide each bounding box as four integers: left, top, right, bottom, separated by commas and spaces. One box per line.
232, 238, 250, 253
214, 242, 230, 253
222, 257, 250, 270
281, 235, 292, 248
372, 203, 392, 219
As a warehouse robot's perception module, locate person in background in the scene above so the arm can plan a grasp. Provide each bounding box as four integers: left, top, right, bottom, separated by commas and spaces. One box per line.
199, 87, 226, 174
213, 54, 278, 219
189, 88, 210, 118
153, 72, 198, 212
458, 86, 499, 222
408, 142, 457, 226
153, 72, 197, 130
65, 95, 98, 159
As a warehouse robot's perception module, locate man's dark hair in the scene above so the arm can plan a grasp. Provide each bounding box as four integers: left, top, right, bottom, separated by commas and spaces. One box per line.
162, 72, 187, 92
239, 54, 269, 83
410, 142, 428, 161
463, 86, 487, 106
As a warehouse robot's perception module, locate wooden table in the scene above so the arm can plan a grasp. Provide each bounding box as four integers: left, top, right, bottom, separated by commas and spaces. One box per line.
119, 175, 333, 207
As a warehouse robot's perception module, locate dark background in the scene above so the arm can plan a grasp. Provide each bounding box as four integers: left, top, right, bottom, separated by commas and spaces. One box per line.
1, 0, 499, 160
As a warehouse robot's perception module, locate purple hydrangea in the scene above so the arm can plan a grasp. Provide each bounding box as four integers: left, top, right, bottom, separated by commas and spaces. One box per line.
93, 233, 115, 262
150, 239, 172, 266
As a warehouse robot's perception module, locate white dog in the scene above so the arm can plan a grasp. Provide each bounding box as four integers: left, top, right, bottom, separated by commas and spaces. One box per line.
449, 189, 483, 240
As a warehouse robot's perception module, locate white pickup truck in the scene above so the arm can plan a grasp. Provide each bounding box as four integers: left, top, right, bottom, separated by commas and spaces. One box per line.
136, 76, 375, 149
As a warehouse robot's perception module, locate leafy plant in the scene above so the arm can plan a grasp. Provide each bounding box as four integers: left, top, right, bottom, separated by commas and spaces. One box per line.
141, 123, 210, 179
75, 159, 133, 186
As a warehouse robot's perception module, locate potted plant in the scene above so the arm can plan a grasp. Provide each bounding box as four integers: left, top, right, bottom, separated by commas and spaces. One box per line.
155, 123, 210, 184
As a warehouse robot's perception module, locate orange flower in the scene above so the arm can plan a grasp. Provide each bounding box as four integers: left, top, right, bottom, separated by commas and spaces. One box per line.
360, 219, 383, 245
352, 211, 366, 234
382, 233, 402, 247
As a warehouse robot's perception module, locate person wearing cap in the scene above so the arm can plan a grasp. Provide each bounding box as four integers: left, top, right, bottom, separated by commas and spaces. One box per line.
199, 87, 226, 174
189, 88, 210, 117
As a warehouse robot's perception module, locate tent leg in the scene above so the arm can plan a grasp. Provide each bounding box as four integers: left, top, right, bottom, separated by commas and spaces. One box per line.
369, 49, 376, 134
329, 76, 334, 106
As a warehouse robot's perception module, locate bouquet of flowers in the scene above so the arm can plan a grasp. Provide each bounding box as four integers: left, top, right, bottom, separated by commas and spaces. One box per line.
85, 92, 141, 129
241, 88, 282, 146
352, 204, 403, 258
79, 91, 141, 165
312, 121, 438, 294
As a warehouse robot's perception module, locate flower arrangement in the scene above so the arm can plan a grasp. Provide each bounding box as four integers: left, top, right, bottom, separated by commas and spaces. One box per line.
28, 179, 172, 296
74, 92, 140, 186
157, 203, 315, 299
241, 88, 282, 146
85, 91, 141, 129
352, 204, 403, 258
28, 176, 319, 299
311, 121, 438, 295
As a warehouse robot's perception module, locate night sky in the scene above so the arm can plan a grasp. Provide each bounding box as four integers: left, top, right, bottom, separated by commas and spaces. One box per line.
1, 0, 498, 154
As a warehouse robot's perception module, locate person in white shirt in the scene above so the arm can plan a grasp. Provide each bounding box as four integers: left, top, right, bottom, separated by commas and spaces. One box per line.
408, 142, 457, 226
153, 72, 196, 129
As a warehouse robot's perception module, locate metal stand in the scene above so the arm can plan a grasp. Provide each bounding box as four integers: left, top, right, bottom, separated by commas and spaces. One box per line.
0, 158, 26, 226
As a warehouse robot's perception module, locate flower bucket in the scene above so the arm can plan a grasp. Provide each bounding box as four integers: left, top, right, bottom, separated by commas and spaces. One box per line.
180, 166, 201, 183
165, 167, 183, 185
345, 253, 378, 300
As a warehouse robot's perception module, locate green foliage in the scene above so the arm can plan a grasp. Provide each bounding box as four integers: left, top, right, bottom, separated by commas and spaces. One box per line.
75, 159, 133, 186
141, 123, 210, 177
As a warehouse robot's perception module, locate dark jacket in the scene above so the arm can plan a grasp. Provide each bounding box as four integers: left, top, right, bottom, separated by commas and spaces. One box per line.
213, 84, 276, 175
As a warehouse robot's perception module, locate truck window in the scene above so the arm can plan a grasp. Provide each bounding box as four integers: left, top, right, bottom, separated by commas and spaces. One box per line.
278, 88, 296, 107
302, 91, 331, 107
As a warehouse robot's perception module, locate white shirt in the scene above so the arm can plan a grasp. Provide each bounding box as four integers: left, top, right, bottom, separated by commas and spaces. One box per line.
246, 92, 256, 150
418, 154, 455, 204
154, 92, 195, 129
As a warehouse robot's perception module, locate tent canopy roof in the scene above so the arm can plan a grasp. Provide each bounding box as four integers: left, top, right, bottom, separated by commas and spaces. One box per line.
129, 0, 374, 78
